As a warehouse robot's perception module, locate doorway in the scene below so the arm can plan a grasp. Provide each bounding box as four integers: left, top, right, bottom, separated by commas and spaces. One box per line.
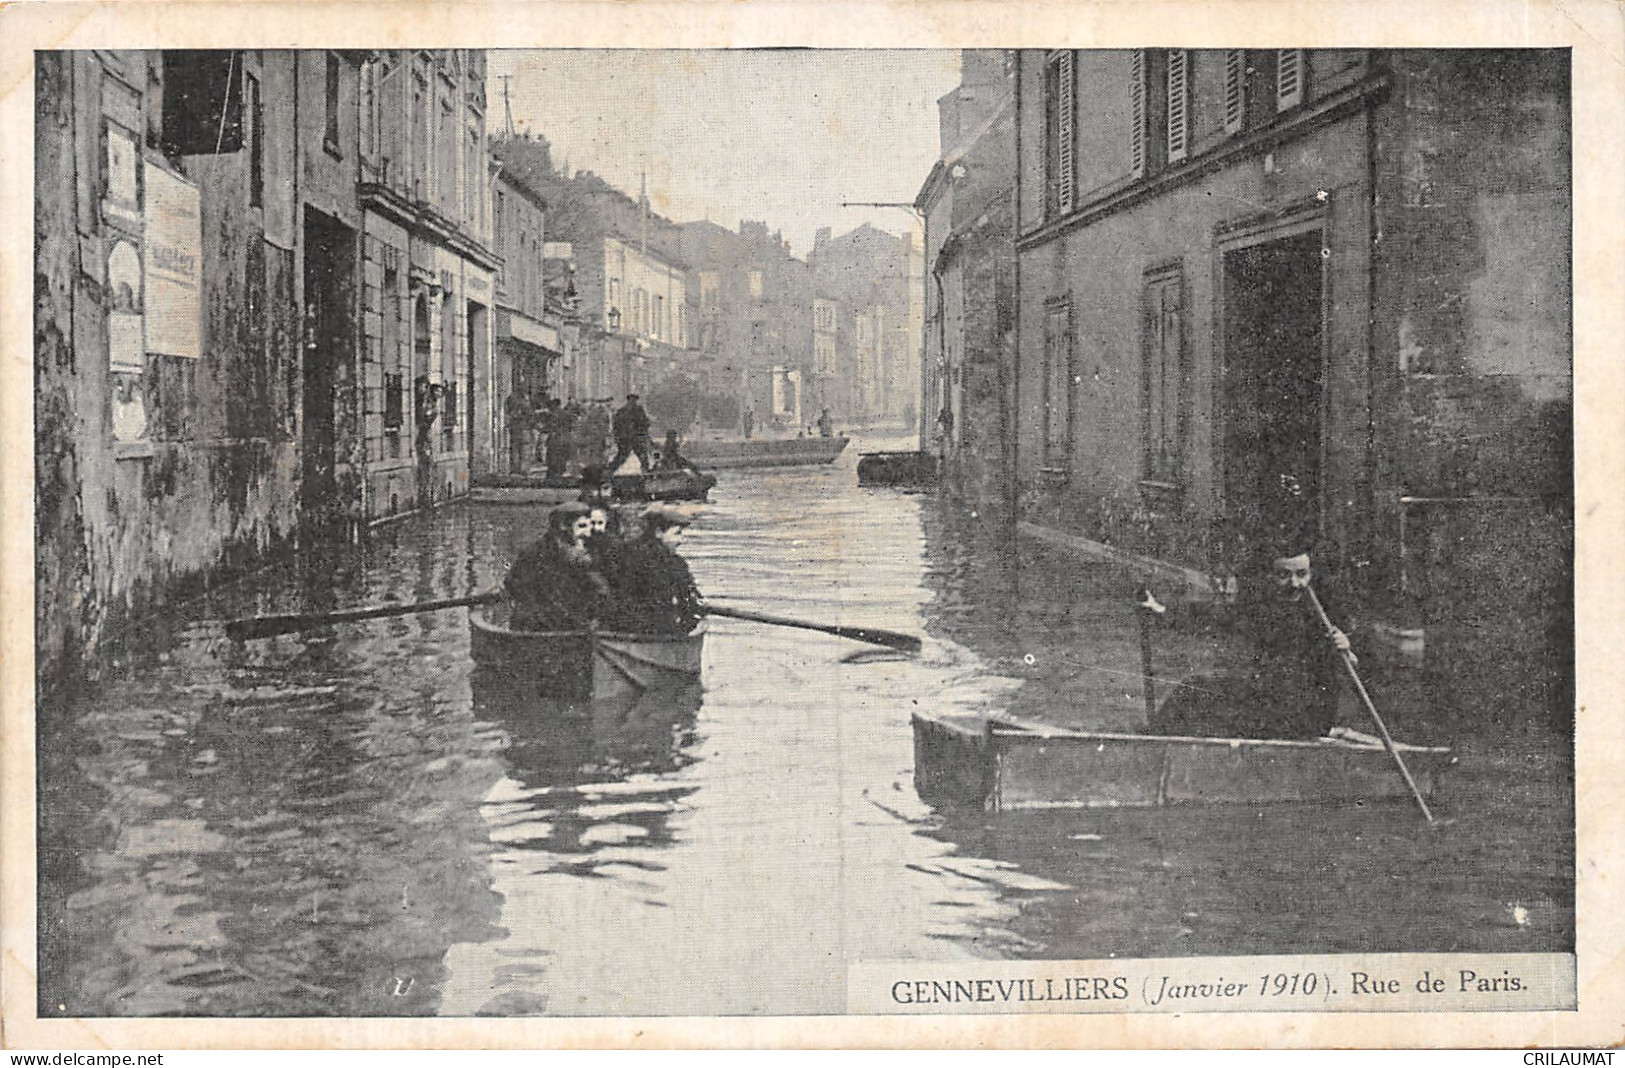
1220, 227, 1325, 559
301, 209, 356, 536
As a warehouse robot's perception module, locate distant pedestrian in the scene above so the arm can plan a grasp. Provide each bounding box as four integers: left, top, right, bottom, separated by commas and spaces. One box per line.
656, 430, 692, 472
742, 406, 755, 440
581, 400, 612, 467
816, 409, 834, 438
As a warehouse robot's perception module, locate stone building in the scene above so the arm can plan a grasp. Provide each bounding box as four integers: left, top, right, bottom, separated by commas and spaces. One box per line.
808, 223, 923, 430
354, 49, 497, 515
492, 140, 704, 436
916, 49, 1018, 524
1012, 49, 1570, 689
678, 219, 815, 435
491, 168, 558, 472
34, 49, 361, 695
34, 48, 496, 697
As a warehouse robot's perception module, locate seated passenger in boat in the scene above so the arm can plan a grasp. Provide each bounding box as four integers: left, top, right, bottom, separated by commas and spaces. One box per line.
1146, 543, 1354, 741
602, 505, 703, 636
503, 502, 610, 632
586, 503, 625, 570
654, 430, 693, 473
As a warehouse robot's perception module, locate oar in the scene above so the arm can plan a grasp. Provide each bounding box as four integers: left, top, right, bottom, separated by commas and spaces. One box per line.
705, 603, 922, 654
226, 590, 502, 641
1305, 585, 1435, 823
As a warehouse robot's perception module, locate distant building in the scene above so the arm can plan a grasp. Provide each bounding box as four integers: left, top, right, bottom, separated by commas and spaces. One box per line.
916, 49, 1017, 522
1013, 48, 1570, 679
678, 220, 814, 435
494, 141, 705, 435
809, 223, 923, 429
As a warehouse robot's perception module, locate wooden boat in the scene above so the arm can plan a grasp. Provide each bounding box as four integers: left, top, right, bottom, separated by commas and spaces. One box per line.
469, 467, 715, 504
610, 465, 718, 502
857, 450, 939, 488
911, 713, 1455, 812
470, 604, 705, 701
681, 435, 849, 469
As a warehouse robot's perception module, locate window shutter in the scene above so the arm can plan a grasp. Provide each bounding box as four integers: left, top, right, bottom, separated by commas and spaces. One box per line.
1223, 49, 1246, 133
1165, 50, 1189, 163
1129, 50, 1147, 178
1057, 51, 1075, 213
1276, 48, 1304, 111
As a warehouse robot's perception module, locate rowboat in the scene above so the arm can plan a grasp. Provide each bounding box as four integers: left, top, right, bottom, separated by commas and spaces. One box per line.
611, 466, 718, 502
856, 450, 939, 488
912, 713, 1455, 812
468, 467, 715, 505
681, 436, 849, 469
470, 605, 706, 701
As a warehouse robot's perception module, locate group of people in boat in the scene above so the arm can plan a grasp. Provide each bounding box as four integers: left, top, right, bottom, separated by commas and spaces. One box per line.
503, 496, 703, 638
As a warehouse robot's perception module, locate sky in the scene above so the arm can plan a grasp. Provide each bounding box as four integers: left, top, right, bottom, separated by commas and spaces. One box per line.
487, 49, 961, 257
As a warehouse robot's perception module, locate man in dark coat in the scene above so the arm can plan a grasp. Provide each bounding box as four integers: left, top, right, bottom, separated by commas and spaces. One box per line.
503, 503, 609, 632
1147, 540, 1353, 740
610, 393, 653, 472
603, 506, 703, 636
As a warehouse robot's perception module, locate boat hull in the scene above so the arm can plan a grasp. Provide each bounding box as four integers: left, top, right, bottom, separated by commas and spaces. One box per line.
912, 714, 1455, 811
470, 606, 705, 701
682, 436, 848, 469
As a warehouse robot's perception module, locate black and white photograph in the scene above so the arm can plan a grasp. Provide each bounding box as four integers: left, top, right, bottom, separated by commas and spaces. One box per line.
7, 0, 1623, 1050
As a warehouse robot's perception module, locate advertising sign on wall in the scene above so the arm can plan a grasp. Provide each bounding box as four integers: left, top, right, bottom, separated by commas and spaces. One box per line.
143, 165, 202, 359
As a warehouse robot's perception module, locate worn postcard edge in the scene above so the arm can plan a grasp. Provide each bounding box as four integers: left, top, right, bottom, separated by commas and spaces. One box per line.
1, 0, 1621, 1050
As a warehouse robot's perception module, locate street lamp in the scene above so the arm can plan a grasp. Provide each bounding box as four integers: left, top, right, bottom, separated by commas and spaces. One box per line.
606, 306, 633, 396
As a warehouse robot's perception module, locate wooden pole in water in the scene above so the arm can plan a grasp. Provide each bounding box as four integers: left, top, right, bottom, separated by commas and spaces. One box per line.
1136, 587, 1163, 726
1305, 585, 1435, 823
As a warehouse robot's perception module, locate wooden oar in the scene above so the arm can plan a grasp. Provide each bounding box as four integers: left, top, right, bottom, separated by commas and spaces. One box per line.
1305, 585, 1435, 823
226, 591, 502, 641
705, 603, 922, 654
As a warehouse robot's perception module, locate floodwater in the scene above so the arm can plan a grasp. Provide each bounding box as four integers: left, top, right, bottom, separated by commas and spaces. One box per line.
36, 442, 1572, 1017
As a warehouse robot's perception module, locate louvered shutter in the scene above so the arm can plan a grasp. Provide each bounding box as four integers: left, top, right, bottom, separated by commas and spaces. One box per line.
1166, 50, 1189, 163
1223, 49, 1245, 133
1276, 48, 1304, 111
1057, 51, 1075, 213
1129, 50, 1147, 178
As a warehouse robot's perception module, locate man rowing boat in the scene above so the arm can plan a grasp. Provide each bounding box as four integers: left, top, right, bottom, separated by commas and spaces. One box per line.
1146, 540, 1354, 741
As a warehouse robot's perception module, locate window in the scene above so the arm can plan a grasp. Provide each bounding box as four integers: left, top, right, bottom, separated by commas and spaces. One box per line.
324, 52, 341, 153
1129, 50, 1148, 179
1043, 299, 1073, 465
700, 270, 721, 312
384, 373, 405, 430
1165, 50, 1189, 163
1044, 50, 1076, 217
438, 98, 456, 208
411, 72, 428, 198
1223, 49, 1246, 134
748, 269, 764, 300
359, 60, 377, 162
246, 71, 263, 207
1276, 49, 1304, 111
1142, 267, 1186, 482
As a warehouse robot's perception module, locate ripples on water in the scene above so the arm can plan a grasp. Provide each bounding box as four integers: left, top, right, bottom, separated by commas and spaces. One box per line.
37, 445, 1572, 1018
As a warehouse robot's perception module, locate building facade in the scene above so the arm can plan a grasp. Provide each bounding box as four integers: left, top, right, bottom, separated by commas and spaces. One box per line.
917, 49, 1018, 522
355, 49, 498, 515
809, 223, 923, 430
1013, 48, 1570, 679
678, 220, 815, 436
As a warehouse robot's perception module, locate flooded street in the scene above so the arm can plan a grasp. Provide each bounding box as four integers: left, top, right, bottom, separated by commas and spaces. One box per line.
37, 444, 1572, 1018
